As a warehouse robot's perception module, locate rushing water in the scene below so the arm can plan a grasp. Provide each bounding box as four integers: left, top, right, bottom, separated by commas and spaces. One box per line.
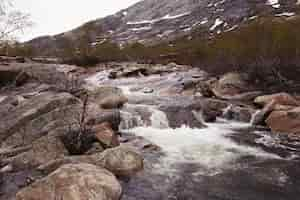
86, 69, 300, 200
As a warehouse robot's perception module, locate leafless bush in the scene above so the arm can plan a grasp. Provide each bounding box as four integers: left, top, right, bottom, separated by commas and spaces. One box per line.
0, 0, 33, 43
60, 94, 96, 155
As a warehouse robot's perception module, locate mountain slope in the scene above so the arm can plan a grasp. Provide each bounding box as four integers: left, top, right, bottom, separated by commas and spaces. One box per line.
26, 0, 300, 56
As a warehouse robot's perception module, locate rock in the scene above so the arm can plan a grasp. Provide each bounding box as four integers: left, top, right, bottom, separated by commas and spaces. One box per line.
143, 87, 154, 94
195, 82, 214, 97
6, 135, 68, 170
37, 146, 144, 177
16, 164, 122, 200
254, 92, 299, 107
90, 146, 143, 177
0, 65, 21, 87
251, 100, 276, 126
110, 66, 148, 79
0, 92, 80, 146
266, 107, 300, 135
195, 98, 231, 123
87, 109, 121, 131
108, 71, 118, 79
221, 91, 263, 101
159, 101, 205, 128
212, 72, 250, 99
0, 146, 32, 158
0, 164, 13, 173
223, 105, 256, 123
200, 109, 218, 122
0, 56, 25, 63
100, 95, 128, 109
93, 122, 120, 148
14, 71, 31, 87
90, 86, 128, 109
85, 143, 105, 155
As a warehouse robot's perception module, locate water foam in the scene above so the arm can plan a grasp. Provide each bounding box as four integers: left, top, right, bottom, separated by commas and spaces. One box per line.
124, 120, 281, 174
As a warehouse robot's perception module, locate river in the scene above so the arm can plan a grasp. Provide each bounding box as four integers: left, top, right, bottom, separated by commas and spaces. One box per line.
86, 68, 300, 200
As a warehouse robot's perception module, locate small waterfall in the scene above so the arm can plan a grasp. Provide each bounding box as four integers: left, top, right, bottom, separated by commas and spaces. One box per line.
222, 104, 234, 118
149, 107, 169, 129
192, 110, 206, 125
119, 110, 144, 130
250, 110, 262, 126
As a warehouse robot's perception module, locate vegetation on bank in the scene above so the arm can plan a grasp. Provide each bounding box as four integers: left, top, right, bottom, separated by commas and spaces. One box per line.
2, 16, 300, 88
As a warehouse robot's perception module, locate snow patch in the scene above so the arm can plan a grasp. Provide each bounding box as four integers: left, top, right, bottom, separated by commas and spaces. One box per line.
267, 0, 280, 8
130, 26, 152, 32
275, 12, 295, 17
127, 12, 190, 25
210, 18, 224, 31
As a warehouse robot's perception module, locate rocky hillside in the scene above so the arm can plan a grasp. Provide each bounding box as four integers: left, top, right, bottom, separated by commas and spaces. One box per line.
26, 0, 300, 56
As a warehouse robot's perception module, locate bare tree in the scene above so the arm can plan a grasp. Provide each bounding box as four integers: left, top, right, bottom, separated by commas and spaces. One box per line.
0, 0, 32, 43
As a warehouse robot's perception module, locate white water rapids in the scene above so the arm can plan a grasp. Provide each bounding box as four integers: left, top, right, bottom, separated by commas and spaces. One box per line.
86, 70, 283, 176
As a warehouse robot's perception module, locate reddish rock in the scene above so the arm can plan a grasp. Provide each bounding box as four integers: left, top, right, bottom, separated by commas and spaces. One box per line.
266, 107, 300, 135
94, 122, 120, 148
255, 92, 299, 107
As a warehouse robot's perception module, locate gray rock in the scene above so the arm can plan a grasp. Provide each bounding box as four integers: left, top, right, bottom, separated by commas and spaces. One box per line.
159, 101, 205, 128
0, 92, 79, 145
89, 86, 128, 109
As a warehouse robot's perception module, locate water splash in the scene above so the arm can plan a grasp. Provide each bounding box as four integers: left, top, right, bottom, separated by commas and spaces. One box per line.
124, 120, 281, 175
250, 110, 261, 125
149, 107, 169, 129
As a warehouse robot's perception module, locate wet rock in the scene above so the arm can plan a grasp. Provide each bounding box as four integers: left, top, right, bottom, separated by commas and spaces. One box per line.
266, 107, 300, 135
159, 102, 205, 128
93, 122, 120, 148
251, 100, 276, 126
143, 87, 154, 94
0, 164, 13, 173
200, 109, 218, 122
212, 72, 250, 99
110, 66, 148, 79
200, 98, 229, 116
255, 92, 299, 107
16, 164, 122, 200
223, 105, 256, 123
221, 91, 263, 101
90, 146, 144, 177
89, 86, 128, 109
195, 82, 214, 97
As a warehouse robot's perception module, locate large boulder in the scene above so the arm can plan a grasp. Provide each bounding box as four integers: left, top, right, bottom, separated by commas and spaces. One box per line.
212, 72, 250, 99
6, 135, 68, 170
37, 146, 144, 177
90, 146, 144, 177
266, 107, 300, 135
16, 164, 122, 200
89, 86, 128, 109
254, 92, 299, 107
0, 92, 79, 143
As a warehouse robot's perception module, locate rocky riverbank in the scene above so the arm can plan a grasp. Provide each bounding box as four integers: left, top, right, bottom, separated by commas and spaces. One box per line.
0, 60, 300, 200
